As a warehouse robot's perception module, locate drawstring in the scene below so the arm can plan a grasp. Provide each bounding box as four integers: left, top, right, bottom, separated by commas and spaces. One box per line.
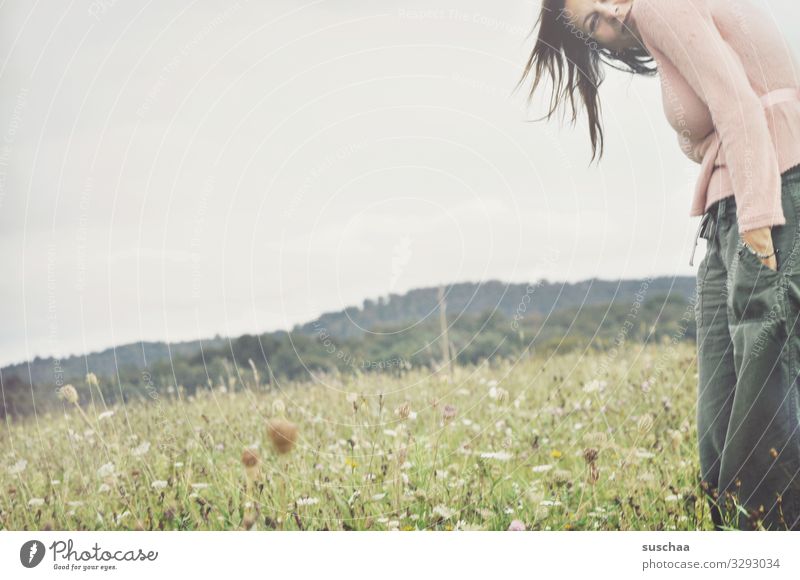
689, 212, 712, 266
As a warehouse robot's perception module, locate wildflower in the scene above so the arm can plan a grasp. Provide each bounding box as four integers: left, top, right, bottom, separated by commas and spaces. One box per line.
242, 448, 260, 481
550, 449, 562, 459
489, 386, 509, 402
395, 402, 411, 420
86, 372, 100, 389
552, 469, 572, 486
191, 483, 210, 490
296, 497, 319, 506
96, 462, 115, 478
28, 498, 45, 507
442, 405, 457, 423
582, 379, 607, 393
8, 459, 27, 475
132, 441, 151, 457
267, 418, 298, 454
479, 451, 512, 461
531, 464, 553, 473
345, 457, 358, 469
665, 494, 681, 502
583, 448, 599, 464
272, 399, 286, 415
151, 480, 168, 490
98, 483, 111, 493
98, 410, 115, 420
637, 414, 654, 434
58, 384, 79, 405
433, 505, 455, 519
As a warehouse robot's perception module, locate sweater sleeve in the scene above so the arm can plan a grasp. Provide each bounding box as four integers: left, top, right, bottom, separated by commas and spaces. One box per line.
635, 0, 785, 232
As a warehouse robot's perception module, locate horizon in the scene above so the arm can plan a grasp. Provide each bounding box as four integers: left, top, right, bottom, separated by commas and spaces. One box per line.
0, 273, 694, 368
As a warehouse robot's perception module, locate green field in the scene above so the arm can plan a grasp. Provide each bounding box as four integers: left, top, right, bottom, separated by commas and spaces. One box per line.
2, 340, 743, 531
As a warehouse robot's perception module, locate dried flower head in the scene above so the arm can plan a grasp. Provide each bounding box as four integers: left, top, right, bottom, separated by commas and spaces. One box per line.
241, 448, 260, 468
395, 402, 411, 420
59, 384, 79, 405
637, 414, 654, 434
242, 448, 261, 481
267, 418, 298, 454
442, 404, 457, 423
86, 372, 99, 389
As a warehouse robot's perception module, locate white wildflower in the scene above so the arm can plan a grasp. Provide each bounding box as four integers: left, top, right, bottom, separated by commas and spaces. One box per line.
132, 441, 151, 457
98, 410, 115, 420
433, 505, 455, 519
296, 497, 319, 506
532, 464, 553, 473
151, 480, 168, 490
96, 462, 115, 478
98, 483, 111, 493
190, 483, 209, 490
479, 451, 512, 461
8, 459, 27, 475
583, 379, 607, 393
28, 498, 45, 507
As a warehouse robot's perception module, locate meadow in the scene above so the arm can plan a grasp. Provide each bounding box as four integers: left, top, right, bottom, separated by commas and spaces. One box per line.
1, 340, 737, 531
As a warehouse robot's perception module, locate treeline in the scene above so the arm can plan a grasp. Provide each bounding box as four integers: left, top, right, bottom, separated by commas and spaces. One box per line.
0, 278, 696, 419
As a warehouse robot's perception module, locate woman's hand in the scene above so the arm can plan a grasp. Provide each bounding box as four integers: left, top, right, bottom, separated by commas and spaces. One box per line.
741, 226, 777, 271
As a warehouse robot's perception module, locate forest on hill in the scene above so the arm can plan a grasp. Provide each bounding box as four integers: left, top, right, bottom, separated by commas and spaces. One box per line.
0, 277, 696, 419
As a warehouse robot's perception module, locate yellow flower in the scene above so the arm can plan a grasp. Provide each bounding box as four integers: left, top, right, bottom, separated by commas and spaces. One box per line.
550, 449, 562, 459
345, 457, 358, 469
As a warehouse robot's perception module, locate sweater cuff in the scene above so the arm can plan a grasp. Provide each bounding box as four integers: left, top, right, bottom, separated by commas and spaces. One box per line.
737, 210, 786, 233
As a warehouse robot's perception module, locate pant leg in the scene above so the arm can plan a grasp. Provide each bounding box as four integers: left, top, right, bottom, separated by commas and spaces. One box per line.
695, 206, 738, 530
717, 170, 800, 531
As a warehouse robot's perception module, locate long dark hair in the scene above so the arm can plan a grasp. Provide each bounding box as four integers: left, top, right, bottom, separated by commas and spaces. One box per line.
518, 0, 656, 164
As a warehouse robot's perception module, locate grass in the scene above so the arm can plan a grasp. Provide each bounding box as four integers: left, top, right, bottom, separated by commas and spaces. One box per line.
0, 340, 739, 530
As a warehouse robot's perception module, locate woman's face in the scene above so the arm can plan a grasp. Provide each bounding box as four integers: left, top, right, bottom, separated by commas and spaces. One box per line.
561, 0, 637, 51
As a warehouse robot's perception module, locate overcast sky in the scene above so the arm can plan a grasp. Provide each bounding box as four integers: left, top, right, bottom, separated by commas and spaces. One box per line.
1, 0, 798, 366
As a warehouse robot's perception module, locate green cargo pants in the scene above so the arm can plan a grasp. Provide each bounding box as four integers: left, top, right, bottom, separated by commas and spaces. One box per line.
695, 163, 800, 531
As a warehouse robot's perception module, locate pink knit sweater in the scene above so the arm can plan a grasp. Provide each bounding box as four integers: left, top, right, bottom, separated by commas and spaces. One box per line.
629, 0, 800, 232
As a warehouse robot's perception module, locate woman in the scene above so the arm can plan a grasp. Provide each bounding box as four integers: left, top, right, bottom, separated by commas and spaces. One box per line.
520, 0, 800, 531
